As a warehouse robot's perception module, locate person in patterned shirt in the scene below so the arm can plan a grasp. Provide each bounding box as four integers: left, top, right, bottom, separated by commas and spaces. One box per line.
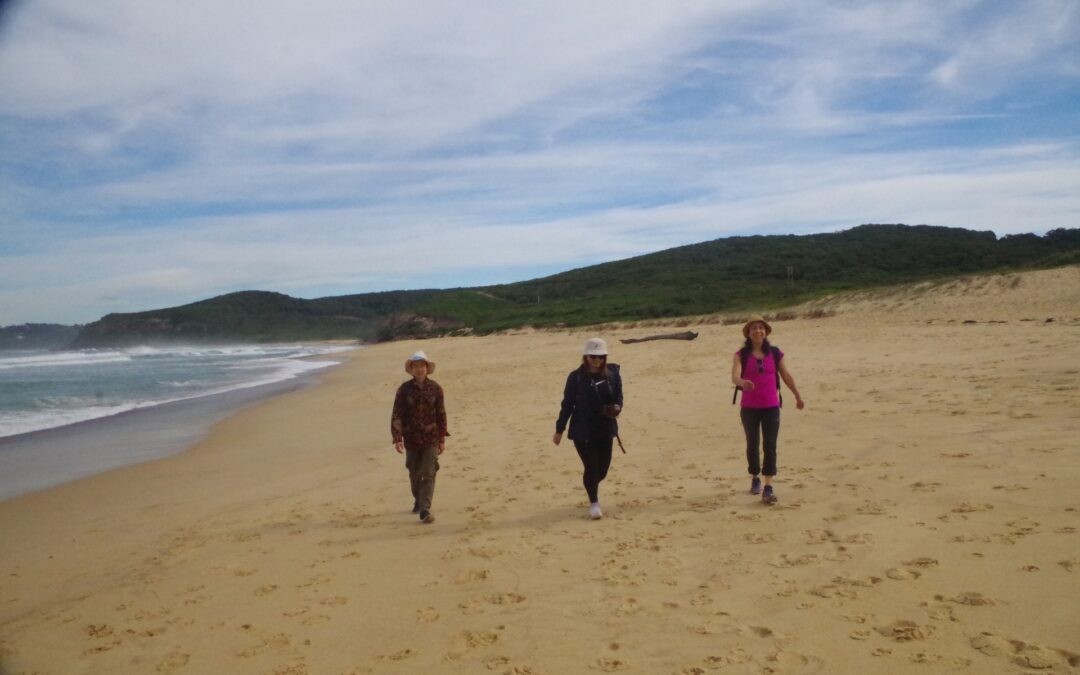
391, 351, 448, 524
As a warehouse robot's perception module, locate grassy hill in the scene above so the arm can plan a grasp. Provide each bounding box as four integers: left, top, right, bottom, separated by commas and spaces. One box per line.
68, 224, 1080, 347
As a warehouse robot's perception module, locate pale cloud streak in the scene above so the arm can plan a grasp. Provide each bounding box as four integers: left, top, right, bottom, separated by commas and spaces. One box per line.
1, 0, 1078, 324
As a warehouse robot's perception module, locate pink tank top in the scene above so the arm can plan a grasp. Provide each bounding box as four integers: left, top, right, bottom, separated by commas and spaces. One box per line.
737, 348, 783, 408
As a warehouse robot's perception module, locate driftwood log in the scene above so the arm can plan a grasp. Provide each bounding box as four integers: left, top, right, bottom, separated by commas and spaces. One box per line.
620, 331, 698, 344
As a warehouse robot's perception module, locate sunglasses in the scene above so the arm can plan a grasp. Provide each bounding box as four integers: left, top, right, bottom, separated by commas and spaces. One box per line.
586, 354, 606, 359
755, 357, 765, 374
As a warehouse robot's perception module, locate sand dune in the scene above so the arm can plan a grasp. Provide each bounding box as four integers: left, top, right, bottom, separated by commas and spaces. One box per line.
1, 266, 1078, 674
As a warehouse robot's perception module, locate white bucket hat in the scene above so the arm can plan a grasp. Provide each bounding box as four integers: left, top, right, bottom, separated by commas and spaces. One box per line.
582, 337, 608, 356
405, 350, 435, 374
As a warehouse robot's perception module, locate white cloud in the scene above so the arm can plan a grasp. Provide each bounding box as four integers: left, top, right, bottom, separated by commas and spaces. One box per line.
1, 0, 1078, 324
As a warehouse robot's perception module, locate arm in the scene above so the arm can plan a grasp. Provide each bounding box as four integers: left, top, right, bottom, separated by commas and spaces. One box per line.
553, 372, 576, 445
436, 384, 448, 454
732, 352, 753, 390
391, 385, 406, 453
778, 358, 805, 409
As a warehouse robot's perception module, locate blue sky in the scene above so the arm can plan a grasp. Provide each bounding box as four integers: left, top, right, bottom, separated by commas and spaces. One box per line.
1, 1, 1078, 325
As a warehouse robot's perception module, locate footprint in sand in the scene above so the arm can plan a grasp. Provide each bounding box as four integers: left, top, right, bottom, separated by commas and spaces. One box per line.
909, 481, 942, 492
454, 568, 491, 584
85, 624, 115, 637
855, 501, 891, 515
703, 650, 752, 668
82, 638, 122, 656
236, 632, 291, 658
772, 652, 826, 672
457, 598, 485, 615
951, 502, 994, 514
468, 546, 504, 560
746, 532, 777, 544
486, 592, 526, 605
834, 574, 883, 589
1006, 517, 1040, 536
155, 651, 191, 673
590, 657, 628, 671
602, 571, 647, 588
946, 592, 996, 606
385, 648, 416, 661
769, 553, 820, 568
970, 632, 1080, 670
296, 574, 332, 588
417, 606, 440, 623
301, 614, 331, 626
445, 628, 503, 659
920, 598, 959, 622
615, 597, 641, 616
875, 619, 935, 642
486, 655, 538, 673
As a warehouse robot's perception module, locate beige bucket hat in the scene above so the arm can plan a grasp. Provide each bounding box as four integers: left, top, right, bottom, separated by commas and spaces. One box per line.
405, 350, 435, 374
583, 337, 608, 356
742, 315, 772, 339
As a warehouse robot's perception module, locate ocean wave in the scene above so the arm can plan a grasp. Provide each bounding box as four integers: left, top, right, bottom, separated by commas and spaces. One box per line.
0, 350, 133, 370
0, 345, 357, 438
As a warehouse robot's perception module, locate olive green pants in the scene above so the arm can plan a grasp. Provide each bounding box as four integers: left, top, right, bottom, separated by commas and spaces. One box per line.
405, 446, 439, 512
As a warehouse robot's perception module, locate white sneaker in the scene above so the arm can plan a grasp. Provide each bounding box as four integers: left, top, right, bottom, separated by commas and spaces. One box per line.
589, 503, 603, 520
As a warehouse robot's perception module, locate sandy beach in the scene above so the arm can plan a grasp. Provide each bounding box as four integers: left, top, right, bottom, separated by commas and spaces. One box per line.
1, 267, 1078, 675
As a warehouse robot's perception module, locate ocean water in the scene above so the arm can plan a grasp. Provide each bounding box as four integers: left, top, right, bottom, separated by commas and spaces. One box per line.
0, 343, 355, 438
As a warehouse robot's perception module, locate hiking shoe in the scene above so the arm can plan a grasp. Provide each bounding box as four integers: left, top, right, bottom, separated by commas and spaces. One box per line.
750, 476, 762, 495
762, 485, 777, 504
412, 500, 420, 513
419, 510, 435, 523
589, 503, 603, 520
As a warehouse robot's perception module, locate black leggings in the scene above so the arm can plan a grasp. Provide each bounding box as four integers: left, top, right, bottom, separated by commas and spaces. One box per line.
573, 437, 613, 503
740, 407, 780, 477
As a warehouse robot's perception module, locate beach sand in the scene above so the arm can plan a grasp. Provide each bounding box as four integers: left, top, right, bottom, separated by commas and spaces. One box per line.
1, 267, 1078, 674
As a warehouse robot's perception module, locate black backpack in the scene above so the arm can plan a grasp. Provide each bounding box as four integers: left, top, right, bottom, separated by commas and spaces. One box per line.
731, 345, 782, 406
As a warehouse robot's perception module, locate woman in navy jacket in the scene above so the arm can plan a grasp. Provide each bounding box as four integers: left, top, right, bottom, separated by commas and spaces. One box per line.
553, 337, 623, 520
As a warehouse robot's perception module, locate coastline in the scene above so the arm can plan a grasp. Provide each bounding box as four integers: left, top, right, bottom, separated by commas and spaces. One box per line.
1, 271, 1078, 674
0, 370, 325, 502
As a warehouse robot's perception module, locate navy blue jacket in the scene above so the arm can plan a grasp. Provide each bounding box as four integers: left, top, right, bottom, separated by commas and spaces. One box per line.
556, 363, 623, 441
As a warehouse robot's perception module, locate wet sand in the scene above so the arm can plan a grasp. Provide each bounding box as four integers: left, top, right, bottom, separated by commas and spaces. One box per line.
0, 371, 324, 501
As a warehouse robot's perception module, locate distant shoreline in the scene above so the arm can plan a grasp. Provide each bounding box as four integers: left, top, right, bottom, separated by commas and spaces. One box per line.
0, 365, 332, 502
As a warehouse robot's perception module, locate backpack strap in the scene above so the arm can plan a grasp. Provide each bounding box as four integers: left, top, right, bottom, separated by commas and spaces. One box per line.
772, 345, 783, 408
732, 347, 750, 404
740, 347, 751, 376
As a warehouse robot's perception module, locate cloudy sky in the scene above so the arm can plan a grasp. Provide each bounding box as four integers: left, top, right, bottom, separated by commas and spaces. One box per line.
1, 1, 1078, 325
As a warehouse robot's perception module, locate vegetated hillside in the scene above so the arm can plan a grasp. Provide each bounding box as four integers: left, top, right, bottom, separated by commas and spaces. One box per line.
68, 289, 459, 348
0, 323, 82, 350
408, 224, 1080, 331
69, 224, 1080, 347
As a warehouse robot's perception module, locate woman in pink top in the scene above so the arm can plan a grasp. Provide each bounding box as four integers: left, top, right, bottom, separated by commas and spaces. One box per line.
730, 315, 804, 504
